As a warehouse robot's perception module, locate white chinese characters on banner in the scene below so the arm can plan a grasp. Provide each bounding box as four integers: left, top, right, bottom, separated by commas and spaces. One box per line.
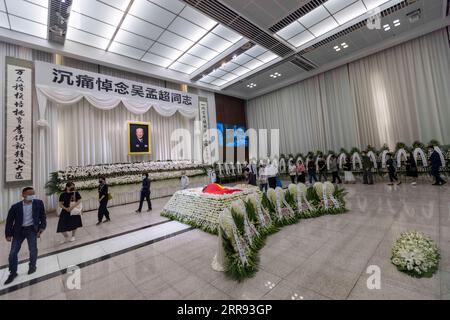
5, 58, 33, 184
34, 61, 199, 121
199, 99, 211, 164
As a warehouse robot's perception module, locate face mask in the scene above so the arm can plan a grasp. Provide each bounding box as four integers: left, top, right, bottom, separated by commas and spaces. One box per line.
69, 187, 75, 192
25, 195, 35, 201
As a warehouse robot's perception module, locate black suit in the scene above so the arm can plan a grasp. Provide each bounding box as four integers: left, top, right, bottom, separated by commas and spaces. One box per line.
137, 177, 152, 211
5, 200, 46, 274
131, 136, 149, 153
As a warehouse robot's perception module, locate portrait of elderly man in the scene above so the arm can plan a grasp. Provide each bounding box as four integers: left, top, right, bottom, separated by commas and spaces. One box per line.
128, 122, 151, 154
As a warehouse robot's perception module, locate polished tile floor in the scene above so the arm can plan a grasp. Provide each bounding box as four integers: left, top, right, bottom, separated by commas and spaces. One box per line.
0, 179, 449, 300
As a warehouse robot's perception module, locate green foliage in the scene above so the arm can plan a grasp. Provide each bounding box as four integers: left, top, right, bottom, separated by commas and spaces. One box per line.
350, 147, 360, 155
412, 141, 425, 150
244, 200, 258, 224
339, 148, 349, 155
220, 186, 349, 281
428, 139, 440, 147
284, 190, 297, 211
231, 208, 245, 236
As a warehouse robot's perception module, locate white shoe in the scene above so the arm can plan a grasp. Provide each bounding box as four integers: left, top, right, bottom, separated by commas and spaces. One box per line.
59, 238, 67, 244
70, 237, 76, 242
411, 182, 417, 186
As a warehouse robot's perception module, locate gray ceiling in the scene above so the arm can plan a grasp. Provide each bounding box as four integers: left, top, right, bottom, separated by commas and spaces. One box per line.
221, 0, 448, 99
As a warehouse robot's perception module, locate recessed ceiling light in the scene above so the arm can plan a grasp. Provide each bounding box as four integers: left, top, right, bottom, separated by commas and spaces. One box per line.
341, 43, 347, 46
394, 22, 401, 27
336, 48, 341, 51
383, 24, 390, 28
384, 26, 391, 31
393, 19, 400, 24
333, 46, 339, 49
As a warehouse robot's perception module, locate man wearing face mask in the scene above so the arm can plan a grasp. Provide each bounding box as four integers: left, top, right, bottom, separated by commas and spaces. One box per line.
4, 187, 47, 285
97, 177, 111, 225
136, 173, 152, 213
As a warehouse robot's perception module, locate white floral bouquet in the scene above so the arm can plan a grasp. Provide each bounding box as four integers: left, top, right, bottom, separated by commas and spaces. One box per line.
46, 161, 210, 194
391, 230, 440, 278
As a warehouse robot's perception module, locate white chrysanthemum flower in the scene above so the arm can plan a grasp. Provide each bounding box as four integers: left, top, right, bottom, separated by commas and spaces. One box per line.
313, 182, 323, 198
323, 181, 335, 196
267, 188, 277, 204
297, 183, 307, 194
288, 184, 297, 197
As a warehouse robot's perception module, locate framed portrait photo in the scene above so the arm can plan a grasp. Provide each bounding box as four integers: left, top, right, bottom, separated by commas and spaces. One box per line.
128, 121, 151, 155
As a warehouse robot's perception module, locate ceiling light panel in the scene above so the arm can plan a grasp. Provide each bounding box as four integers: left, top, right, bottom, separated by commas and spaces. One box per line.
177, 53, 208, 68
120, 15, 164, 40
232, 66, 251, 77
148, 0, 185, 14
150, 42, 183, 61
169, 61, 197, 74
309, 16, 339, 37
277, 0, 400, 49
209, 68, 227, 78
129, 0, 176, 28
333, 1, 367, 25
5, 0, 47, 24
232, 53, 253, 65
243, 59, 264, 70
276, 21, 305, 40
71, 0, 124, 25
289, 30, 315, 47
211, 78, 227, 87
211, 25, 242, 43
245, 45, 267, 58
324, 0, 358, 14
113, 29, 154, 51
157, 30, 194, 52
0, 12, 9, 29
362, 0, 390, 11
187, 44, 218, 61
220, 61, 239, 72
220, 73, 239, 82
100, 0, 132, 11
167, 16, 209, 42
199, 75, 217, 83
8, 15, 47, 38
141, 52, 172, 68
257, 51, 278, 63
179, 6, 216, 31
66, 27, 110, 49
108, 41, 145, 59
69, 11, 116, 39
0, 0, 5, 11
298, 5, 330, 28
199, 33, 233, 52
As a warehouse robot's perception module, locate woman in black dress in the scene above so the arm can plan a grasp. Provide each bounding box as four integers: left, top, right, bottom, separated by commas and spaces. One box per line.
57, 182, 83, 243
406, 154, 418, 186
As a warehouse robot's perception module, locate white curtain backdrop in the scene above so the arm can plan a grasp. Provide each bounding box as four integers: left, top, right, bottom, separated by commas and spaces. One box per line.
0, 49, 208, 220
247, 28, 450, 155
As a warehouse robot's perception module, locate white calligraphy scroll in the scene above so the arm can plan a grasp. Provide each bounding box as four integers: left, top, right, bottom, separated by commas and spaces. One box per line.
198, 98, 211, 164
5, 57, 33, 185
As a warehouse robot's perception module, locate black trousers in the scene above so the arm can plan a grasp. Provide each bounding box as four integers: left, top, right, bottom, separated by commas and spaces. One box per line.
138, 191, 152, 211
431, 169, 446, 184
98, 199, 110, 222
332, 171, 342, 184
268, 177, 277, 189
363, 169, 373, 184
290, 175, 296, 183
388, 171, 398, 182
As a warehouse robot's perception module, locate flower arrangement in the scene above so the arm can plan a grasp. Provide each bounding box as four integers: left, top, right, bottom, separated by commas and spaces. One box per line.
45, 161, 210, 194
161, 186, 259, 234
218, 183, 348, 281
391, 231, 440, 278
